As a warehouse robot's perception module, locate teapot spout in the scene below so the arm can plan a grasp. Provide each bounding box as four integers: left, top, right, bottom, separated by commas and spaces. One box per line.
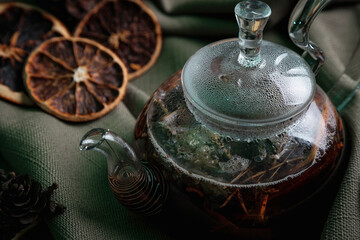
79, 128, 141, 176
288, 0, 331, 74
80, 128, 168, 216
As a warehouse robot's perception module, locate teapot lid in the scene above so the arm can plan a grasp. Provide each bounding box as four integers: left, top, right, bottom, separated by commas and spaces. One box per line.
182, 0, 315, 138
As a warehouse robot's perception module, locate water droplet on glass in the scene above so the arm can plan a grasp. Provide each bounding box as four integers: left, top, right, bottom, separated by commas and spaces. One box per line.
254, 155, 264, 162
219, 74, 229, 83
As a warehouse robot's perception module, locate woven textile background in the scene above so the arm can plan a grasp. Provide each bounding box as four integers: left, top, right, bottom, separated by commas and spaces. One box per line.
0, 0, 359, 239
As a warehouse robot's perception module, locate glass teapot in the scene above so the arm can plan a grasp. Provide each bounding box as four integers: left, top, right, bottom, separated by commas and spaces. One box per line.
80, 0, 345, 234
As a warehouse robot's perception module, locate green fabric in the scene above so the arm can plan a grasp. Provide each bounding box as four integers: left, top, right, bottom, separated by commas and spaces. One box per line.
0, 1, 359, 239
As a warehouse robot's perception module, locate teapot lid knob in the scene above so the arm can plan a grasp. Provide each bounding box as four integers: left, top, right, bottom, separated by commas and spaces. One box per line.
235, 0, 271, 67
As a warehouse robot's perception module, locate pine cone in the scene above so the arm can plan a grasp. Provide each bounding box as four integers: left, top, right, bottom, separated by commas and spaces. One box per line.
0, 169, 65, 240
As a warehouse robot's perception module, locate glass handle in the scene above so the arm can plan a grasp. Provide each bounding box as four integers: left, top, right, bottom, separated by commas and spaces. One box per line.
235, 0, 271, 68
327, 45, 360, 111
288, 0, 331, 75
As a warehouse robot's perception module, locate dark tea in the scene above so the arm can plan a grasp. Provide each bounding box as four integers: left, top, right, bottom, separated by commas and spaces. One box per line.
134, 71, 344, 232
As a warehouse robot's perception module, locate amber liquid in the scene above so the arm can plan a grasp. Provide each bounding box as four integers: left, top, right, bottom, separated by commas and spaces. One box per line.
134, 71, 345, 238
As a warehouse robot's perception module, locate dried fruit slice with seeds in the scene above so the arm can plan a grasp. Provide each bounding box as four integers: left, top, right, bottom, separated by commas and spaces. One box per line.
74, 0, 162, 80
0, 2, 70, 106
24, 37, 128, 122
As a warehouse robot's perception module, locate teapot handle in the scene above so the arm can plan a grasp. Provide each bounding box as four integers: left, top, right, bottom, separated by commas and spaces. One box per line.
288, 0, 331, 74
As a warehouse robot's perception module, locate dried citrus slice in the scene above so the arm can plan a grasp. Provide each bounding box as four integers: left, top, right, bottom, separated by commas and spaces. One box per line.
38, 0, 101, 31
24, 37, 128, 122
0, 2, 70, 106
66, 0, 101, 20
74, 0, 162, 80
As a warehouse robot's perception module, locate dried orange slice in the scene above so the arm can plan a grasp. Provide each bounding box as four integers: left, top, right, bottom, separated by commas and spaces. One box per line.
0, 2, 70, 106
74, 0, 162, 80
38, 0, 101, 31
24, 37, 128, 122
66, 0, 101, 20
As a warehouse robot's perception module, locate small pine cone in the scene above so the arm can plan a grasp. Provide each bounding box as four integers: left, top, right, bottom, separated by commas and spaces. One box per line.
5, 175, 47, 222
0, 170, 65, 240
0, 170, 15, 184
